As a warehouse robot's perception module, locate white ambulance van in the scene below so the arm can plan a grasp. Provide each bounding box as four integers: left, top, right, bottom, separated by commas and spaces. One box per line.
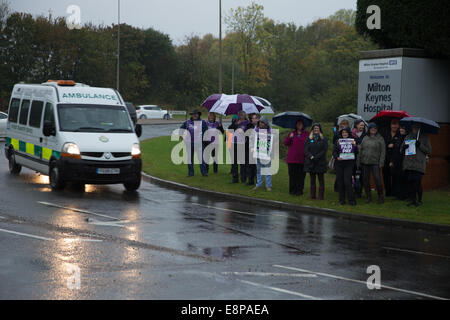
4, 80, 143, 191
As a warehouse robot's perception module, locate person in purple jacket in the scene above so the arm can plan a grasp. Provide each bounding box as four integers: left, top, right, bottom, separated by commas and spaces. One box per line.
304, 123, 328, 200
228, 111, 250, 183
333, 127, 357, 205
284, 119, 309, 195
205, 112, 224, 174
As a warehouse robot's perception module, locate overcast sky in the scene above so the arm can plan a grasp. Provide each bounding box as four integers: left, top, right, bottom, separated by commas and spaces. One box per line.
9, 0, 356, 44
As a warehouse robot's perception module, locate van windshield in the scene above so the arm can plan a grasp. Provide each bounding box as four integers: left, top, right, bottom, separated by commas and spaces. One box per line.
58, 104, 133, 133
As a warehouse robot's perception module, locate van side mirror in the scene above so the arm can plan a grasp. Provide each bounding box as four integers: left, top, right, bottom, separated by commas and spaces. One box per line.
43, 120, 56, 137
135, 124, 142, 138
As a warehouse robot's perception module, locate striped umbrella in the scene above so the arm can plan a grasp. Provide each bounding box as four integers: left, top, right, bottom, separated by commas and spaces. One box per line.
202, 94, 265, 115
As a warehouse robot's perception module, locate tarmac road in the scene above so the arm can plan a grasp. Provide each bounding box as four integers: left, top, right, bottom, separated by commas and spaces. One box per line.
0, 125, 449, 300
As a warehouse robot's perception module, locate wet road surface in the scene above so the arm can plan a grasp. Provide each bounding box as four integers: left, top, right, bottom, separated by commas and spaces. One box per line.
0, 125, 449, 300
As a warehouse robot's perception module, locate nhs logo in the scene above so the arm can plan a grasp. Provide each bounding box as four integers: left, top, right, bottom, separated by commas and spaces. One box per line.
389, 60, 398, 65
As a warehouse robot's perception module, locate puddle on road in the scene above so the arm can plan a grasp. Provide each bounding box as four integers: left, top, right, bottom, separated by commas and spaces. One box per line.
187, 243, 271, 259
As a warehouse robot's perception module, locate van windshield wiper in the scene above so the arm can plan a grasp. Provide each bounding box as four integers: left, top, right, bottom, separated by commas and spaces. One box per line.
73, 127, 106, 132
107, 128, 132, 133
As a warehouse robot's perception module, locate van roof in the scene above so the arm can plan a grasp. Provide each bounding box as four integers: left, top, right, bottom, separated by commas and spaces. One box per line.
12, 82, 124, 106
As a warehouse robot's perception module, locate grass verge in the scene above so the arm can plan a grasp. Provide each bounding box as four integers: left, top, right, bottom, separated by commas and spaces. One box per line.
141, 136, 450, 226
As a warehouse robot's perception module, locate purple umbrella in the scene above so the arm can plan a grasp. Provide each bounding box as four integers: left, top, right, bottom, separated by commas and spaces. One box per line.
202, 94, 265, 115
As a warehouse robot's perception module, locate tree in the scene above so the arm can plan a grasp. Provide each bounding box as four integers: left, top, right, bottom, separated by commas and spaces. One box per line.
355, 0, 450, 58
329, 9, 356, 26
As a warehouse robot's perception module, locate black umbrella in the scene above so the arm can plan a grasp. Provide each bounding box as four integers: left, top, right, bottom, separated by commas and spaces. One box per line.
400, 117, 440, 135
272, 112, 313, 129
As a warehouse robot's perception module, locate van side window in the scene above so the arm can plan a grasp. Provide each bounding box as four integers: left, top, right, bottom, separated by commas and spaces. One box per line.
19, 100, 31, 125
8, 98, 20, 122
44, 103, 55, 125
29, 100, 44, 128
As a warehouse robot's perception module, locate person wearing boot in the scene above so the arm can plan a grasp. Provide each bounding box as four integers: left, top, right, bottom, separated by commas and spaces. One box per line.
304, 123, 328, 200
358, 123, 386, 204
333, 127, 358, 206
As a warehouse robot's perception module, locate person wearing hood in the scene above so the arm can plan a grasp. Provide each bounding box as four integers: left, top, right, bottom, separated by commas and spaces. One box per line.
401, 124, 432, 207
284, 119, 309, 195
382, 118, 403, 198
252, 117, 273, 191
228, 111, 250, 183
180, 110, 208, 177
204, 112, 224, 174
333, 127, 357, 205
304, 123, 328, 200
358, 122, 386, 203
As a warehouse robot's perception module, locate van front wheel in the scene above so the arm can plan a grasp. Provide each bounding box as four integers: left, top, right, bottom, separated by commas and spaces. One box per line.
49, 162, 65, 190
124, 175, 141, 192
8, 152, 22, 175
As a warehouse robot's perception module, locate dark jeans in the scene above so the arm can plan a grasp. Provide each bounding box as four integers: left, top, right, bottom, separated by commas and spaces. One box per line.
288, 163, 305, 195
383, 166, 401, 197
187, 143, 207, 176
310, 172, 325, 189
362, 164, 382, 191
406, 170, 423, 203
336, 161, 355, 203
247, 164, 257, 185
231, 143, 246, 183
205, 147, 218, 173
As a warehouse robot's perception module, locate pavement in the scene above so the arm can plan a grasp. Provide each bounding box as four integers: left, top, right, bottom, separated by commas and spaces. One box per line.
0, 125, 449, 299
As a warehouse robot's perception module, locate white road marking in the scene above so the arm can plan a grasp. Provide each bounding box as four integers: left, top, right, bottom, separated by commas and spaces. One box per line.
0, 227, 55, 241
222, 272, 317, 278
38, 201, 120, 221
274, 265, 448, 300
87, 218, 128, 228
383, 247, 450, 259
0, 216, 5, 219
62, 238, 103, 243
238, 279, 320, 300
191, 203, 289, 219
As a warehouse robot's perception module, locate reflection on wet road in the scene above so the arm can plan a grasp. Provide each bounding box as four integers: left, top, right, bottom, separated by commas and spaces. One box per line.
0, 129, 449, 300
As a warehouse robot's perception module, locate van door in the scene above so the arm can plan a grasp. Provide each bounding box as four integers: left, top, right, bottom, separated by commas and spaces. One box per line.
41, 102, 58, 174
27, 100, 47, 173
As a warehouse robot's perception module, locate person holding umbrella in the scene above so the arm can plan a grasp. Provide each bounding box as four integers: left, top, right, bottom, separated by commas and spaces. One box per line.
180, 110, 208, 177
205, 112, 224, 174
382, 119, 403, 198
333, 127, 357, 206
228, 111, 250, 183
284, 119, 309, 196
358, 123, 386, 204
304, 123, 328, 200
397, 125, 409, 200
400, 122, 433, 207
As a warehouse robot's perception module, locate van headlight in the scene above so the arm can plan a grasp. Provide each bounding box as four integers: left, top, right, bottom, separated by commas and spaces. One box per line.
62, 143, 81, 159
131, 143, 141, 158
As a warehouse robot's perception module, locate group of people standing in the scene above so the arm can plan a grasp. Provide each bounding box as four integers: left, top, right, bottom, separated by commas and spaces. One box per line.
180, 110, 432, 207
180, 110, 274, 191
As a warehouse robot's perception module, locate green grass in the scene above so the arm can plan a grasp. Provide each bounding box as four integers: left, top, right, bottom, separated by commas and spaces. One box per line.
141, 136, 450, 226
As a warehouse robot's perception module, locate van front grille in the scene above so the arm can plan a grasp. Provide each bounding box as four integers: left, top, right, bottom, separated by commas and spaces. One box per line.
112, 152, 131, 158
81, 152, 103, 158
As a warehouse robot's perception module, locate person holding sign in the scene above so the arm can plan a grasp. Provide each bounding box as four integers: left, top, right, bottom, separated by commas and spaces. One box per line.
333, 127, 357, 206
304, 123, 328, 200
401, 124, 432, 207
252, 117, 273, 192
358, 123, 386, 204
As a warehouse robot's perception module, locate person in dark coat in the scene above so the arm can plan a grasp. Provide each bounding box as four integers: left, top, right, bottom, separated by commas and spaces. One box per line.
284, 119, 309, 195
228, 111, 249, 183
205, 112, 224, 174
352, 119, 366, 198
401, 124, 432, 207
397, 125, 409, 200
180, 110, 208, 177
333, 127, 358, 206
245, 113, 260, 185
304, 123, 328, 200
382, 119, 403, 197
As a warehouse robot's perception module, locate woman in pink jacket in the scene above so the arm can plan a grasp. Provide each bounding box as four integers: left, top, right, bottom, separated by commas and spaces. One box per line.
284, 119, 309, 196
